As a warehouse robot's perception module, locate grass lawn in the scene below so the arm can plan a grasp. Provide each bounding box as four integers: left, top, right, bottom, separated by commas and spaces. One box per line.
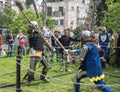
0, 55, 120, 92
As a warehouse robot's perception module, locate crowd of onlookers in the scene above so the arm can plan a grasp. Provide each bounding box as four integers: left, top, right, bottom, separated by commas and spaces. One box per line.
0, 24, 120, 71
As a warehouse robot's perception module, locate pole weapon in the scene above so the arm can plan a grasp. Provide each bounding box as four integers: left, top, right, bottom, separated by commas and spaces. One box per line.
15, 1, 52, 51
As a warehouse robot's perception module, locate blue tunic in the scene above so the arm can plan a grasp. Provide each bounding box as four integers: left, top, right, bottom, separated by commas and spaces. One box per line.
99, 32, 110, 55
83, 44, 102, 78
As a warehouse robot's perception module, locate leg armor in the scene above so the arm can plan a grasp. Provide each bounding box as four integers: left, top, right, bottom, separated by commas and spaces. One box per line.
42, 54, 51, 70
95, 80, 111, 92
27, 57, 37, 82
72, 69, 87, 92
40, 60, 48, 79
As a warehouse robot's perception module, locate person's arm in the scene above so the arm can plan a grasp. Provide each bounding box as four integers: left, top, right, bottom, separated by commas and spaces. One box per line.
70, 36, 80, 42
79, 45, 88, 63
114, 34, 118, 49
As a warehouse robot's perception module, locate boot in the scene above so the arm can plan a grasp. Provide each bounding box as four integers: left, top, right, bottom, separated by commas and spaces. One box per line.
60, 62, 64, 72
65, 62, 71, 72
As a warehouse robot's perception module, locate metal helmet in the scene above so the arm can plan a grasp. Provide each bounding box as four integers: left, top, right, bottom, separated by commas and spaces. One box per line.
81, 30, 92, 41
30, 21, 39, 28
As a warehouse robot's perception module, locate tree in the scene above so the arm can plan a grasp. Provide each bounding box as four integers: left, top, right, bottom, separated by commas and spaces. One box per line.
8, 11, 43, 34
101, 1, 120, 31
0, 5, 16, 27
96, 0, 108, 26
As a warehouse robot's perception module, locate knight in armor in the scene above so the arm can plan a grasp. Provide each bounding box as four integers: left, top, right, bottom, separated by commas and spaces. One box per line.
99, 27, 111, 66
25, 21, 52, 86
72, 30, 111, 92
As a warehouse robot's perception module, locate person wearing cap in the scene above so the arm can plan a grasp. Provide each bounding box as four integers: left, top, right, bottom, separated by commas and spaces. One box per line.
25, 21, 52, 86
6, 30, 15, 57
114, 27, 120, 70
72, 30, 111, 92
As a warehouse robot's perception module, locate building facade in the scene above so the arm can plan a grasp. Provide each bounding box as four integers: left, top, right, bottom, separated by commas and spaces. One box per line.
46, 0, 90, 31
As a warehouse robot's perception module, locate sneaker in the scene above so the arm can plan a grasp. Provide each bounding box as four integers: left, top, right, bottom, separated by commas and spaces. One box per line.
25, 81, 31, 86
40, 78, 50, 83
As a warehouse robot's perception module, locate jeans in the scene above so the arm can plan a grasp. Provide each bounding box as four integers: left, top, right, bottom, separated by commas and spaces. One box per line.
7, 44, 14, 57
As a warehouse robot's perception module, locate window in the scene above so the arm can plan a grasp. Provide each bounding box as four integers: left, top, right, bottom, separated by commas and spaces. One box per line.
60, 19, 64, 25
55, 20, 59, 25
59, 7, 64, 16
77, 20, 85, 26
71, 7, 74, 11
47, 7, 52, 16
82, 0, 85, 3
77, 6, 85, 12
47, 0, 63, 2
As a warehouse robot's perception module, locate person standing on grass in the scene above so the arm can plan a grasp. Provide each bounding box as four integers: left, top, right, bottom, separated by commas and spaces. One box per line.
16, 30, 27, 56
18, 37, 26, 56
59, 29, 80, 72
50, 30, 60, 62
72, 30, 111, 92
6, 30, 14, 57
99, 27, 111, 66
0, 34, 3, 55
25, 21, 52, 86
114, 27, 120, 70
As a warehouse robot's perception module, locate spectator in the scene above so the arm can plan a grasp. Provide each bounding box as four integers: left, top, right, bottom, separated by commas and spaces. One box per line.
16, 30, 27, 55
6, 30, 14, 57
99, 27, 110, 66
50, 30, 60, 62
0, 34, 3, 55
59, 29, 80, 72
114, 27, 120, 70
18, 37, 26, 56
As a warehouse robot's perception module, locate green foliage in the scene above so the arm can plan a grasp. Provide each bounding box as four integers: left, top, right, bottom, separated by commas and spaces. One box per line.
73, 25, 86, 37
95, 0, 108, 26
0, 56, 120, 92
8, 12, 43, 34
0, 5, 16, 27
101, 2, 120, 32
46, 17, 56, 30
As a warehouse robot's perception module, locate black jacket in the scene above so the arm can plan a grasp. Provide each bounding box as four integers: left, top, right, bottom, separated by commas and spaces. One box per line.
29, 32, 44, 51
59, 35, 80, 53
59, 35, 80, 48
6, 34, 14, 44
51, 36, 58, 47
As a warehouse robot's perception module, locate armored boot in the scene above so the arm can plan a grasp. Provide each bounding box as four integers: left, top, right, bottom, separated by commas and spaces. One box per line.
25, 73, 34, 86
65, 62, 70, 72
60, 62, 64, 72
40, 63, 50, 83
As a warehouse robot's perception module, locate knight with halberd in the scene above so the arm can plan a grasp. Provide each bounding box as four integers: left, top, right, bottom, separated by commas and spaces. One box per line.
25, 21, 52, 86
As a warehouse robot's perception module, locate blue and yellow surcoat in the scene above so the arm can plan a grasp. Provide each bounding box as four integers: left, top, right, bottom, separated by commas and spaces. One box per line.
83, 44, 104, 82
